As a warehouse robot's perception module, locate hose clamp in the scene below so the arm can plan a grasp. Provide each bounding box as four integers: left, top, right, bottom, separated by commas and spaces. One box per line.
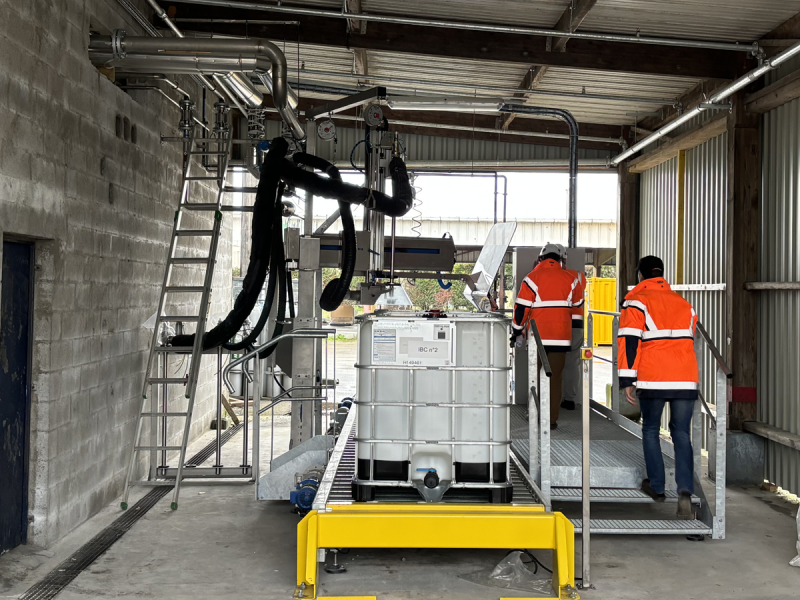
111, 29, 127, 59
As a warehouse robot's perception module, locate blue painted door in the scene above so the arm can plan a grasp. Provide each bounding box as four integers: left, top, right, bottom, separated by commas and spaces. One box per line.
1, 241, 33, 552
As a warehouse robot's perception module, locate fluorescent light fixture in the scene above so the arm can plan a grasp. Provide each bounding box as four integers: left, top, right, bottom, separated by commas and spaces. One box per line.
387, 96, 504, 112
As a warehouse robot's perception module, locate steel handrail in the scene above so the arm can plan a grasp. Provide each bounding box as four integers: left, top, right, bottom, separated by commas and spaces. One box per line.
588, 309, 621, 317
698, 390, 718, 428
222, 328, 335, 392
528, 320, 552, 377
696, 321, 733, 379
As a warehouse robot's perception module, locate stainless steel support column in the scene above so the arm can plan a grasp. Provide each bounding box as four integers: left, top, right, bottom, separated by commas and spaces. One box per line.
242, 357, 250, 470
540, 363, 551, 509
581, 356, 591, 586
291, 236, 321, 447
252, 355, 261, 486
713, 366, 728, 539
527, 338, 540, 487
215, 347, 223, 469
611, 316, 620, 414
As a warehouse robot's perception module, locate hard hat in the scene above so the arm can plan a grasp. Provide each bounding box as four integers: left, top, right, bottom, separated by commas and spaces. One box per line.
540, 243, 567, 260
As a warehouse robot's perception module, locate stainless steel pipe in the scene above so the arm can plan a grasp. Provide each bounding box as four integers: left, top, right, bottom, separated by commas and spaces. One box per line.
89, 34, 305, 138
175, 0, 759, 54
611, 38, 800, 165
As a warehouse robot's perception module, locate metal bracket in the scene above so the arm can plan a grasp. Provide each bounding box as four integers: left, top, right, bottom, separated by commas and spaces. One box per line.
111, 29, 127, 59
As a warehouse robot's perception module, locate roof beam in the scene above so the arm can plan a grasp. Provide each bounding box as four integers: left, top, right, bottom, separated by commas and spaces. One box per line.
501, 0, 598, 130
745, 68, 800, 114
636, 78, 730, 132
345, 0, 368, 76
165, 2, 744, 79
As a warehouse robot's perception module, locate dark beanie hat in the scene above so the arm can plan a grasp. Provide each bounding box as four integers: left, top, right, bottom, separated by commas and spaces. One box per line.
638, 255, 664, 280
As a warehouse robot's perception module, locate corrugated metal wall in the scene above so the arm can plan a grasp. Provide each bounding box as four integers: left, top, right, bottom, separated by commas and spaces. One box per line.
684, 133, 728, 411
264, 121, 613, 164
639, 157, 678, 282
760, 98, 800, 494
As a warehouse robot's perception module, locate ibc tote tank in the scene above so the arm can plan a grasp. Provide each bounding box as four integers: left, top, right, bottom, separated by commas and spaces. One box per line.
353, 311, 512, 503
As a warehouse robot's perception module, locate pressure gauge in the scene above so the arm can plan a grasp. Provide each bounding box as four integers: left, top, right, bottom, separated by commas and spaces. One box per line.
364, 103, 384, 127
317, 119, 336, 141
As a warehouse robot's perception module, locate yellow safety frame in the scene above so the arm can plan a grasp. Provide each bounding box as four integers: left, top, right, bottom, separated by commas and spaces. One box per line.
296, 504, 578, 600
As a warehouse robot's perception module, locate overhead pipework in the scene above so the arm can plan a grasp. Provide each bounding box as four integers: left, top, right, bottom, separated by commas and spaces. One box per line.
611, 37, 800, 165
175, 0, 762, 55
88, 32, 305, 139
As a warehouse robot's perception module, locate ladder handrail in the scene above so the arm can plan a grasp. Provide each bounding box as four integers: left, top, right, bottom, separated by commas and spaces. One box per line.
528, 320, 552, 377
222, 328, 335, 392
695, 321, 733, 379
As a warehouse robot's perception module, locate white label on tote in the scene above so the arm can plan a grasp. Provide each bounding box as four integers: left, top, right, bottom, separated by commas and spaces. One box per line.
371, 320, 453, 366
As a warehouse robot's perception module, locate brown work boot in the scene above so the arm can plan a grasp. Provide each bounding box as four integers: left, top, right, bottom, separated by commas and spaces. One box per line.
677, 492, 694, 520
641, 479, 666, 502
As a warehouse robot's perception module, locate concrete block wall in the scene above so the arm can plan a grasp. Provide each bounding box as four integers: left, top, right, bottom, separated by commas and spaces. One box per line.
0, 0, 234, 546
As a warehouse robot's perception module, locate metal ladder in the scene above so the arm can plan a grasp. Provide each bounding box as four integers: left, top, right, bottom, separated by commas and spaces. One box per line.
121, 100, 232, 511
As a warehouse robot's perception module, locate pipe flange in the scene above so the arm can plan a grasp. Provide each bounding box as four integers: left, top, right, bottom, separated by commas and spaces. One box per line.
111, 29, 127, 59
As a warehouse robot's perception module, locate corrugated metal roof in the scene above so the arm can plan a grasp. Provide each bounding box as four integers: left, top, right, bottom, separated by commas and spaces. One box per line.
266, 0, 799, 41
581, 0, 800, 42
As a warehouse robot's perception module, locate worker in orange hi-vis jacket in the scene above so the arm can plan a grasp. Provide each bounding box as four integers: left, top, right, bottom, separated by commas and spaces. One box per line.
561, 265, 587, 412
510, 243, 582, 429
618, 255, 699, 520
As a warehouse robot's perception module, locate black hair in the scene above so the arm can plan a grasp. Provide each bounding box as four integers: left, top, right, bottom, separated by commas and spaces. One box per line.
638, 255, 665, 280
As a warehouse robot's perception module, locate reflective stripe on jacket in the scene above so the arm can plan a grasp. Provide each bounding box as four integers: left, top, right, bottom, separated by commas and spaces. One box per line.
566, 269, 586, 329
618, 277, 699, 400
513, 259, 581, 352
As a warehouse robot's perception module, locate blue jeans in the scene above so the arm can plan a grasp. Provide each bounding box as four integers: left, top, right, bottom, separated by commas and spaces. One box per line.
639, 399, 695, 495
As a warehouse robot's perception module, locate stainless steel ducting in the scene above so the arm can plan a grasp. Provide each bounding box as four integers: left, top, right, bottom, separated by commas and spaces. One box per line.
89, 34, 305, 139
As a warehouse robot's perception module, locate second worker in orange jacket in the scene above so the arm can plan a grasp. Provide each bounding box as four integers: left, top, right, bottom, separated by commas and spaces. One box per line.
511, 243, 582, 428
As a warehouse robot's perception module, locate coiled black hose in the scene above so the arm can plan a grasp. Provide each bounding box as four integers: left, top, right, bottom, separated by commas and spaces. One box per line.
292, 153, 356, 311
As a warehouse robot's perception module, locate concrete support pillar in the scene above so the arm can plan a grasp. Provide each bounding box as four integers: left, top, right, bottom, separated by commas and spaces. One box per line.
726, 91, 760, 430
616, 163, 640, 304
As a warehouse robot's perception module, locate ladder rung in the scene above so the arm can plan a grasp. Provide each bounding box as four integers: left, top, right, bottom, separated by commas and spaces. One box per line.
223, 186, 258, 193
175, 230, 215, 236
141, 412, 189, 417
147, 378, 188, 384
185, 176, 223, 181
190, 151, 228, 156
153, 346, 194, 353
135, 446, 184, 451
182, 203, 219, 211
158, 315, 201, 322
169, 257, 211, 265
165, 286, 206, 293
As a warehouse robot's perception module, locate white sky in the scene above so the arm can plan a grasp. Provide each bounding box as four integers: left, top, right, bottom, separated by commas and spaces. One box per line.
300, 171, 619, 223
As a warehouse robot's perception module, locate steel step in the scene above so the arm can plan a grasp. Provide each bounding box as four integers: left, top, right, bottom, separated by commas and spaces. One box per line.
135, 446, 184, 451
185, 176, 223, 181
152, 346, 194, 353
571, 518, 711, 535
552, 486, 701, 504
169, 257, 211, 265
165, 286, 206, 293
159, 315, 201, 322
147, 378, 188, 385
140, 412, 190, 417
175, 230, 215, 236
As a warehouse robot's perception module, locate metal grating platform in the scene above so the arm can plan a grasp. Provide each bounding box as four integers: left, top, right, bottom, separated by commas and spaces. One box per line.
511, 405, 677, 489
551, 486, 699, 504
571, 518, 712, 535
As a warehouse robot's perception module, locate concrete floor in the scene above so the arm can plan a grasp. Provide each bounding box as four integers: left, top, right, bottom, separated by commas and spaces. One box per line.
3, 342, 799, 599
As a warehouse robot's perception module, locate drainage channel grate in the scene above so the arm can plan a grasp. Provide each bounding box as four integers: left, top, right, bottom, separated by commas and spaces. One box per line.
19, 487, 171, 600
20, 423, 245, 600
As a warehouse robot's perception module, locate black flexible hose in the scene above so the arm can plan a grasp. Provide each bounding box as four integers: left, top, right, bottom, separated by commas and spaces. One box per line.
292, 153, 357, 311
277, 156, 413, 217
223, 184, 286, 351
259, 232, 286, 359
171, 138, 288, 350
